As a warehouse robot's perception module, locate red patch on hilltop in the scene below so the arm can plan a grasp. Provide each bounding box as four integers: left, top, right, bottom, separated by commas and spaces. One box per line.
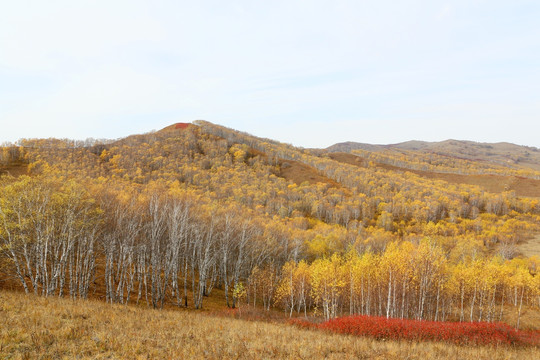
159, 123, 193, 132
174, 123, 190, 129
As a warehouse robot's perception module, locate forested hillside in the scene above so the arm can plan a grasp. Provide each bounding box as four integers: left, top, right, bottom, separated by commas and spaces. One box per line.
1, 121, 539, 329
327, 139, 540, 176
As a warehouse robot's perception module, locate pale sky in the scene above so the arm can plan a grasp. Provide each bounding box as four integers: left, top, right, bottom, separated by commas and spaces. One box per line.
1, 1, 539, 148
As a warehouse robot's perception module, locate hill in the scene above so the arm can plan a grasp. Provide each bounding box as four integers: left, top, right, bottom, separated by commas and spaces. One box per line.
327, 152, 540, 198
0, 121, 539, 336
326, 141, 385, 153
326, 139, 540, 172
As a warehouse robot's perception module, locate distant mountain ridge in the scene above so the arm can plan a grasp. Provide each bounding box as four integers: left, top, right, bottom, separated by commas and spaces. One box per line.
326, 139, 540, 171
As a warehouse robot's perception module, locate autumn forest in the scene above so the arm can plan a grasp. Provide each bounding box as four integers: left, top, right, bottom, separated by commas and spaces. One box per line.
1, 121, 539, 357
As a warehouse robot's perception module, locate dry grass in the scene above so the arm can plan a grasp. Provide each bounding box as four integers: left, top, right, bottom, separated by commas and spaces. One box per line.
0, 163, 28, 178
279, 159, 340, 188
1, 291, 538, 359
246, 146, 339, 188
519, 234, 540, 258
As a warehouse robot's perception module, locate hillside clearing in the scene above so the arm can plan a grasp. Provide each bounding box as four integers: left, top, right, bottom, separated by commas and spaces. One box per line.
0, 163, 28, 177
519, 233, 540, 258
279, 159, 340, 187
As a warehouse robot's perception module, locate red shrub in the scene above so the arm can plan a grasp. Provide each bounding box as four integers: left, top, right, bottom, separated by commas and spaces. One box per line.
291, 315, 540, 346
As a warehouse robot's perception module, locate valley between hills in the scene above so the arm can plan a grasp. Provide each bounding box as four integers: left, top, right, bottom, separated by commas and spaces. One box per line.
1, 121, 540, 358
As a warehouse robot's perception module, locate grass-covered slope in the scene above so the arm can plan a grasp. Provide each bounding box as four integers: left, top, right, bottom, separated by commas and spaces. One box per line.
1, 291, 539, 360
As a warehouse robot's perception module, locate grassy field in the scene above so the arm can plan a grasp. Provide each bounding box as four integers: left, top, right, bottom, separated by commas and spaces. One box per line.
1, 291, 538, 359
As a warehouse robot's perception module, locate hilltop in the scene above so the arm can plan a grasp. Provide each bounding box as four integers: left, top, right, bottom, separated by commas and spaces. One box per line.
159, 122, 193, 131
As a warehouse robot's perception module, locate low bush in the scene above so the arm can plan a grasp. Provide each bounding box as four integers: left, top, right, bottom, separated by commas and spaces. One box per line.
290, 315, 540, 346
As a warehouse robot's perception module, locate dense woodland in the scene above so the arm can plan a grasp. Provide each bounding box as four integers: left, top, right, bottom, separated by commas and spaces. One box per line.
0, 122, 539, 328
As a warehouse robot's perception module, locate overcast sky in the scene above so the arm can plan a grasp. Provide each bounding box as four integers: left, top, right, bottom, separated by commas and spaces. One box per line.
1, 1, 539, 148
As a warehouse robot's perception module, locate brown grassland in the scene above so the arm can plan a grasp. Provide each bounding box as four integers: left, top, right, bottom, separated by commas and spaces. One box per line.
1, 290, 538, 360
279, 159, 341, 188
0, 163, 28, 178
519, 233, 540, 259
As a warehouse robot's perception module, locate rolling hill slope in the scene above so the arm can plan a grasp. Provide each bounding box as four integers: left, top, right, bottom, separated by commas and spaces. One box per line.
326, 139, 540, 173
1, 121, 539, 331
